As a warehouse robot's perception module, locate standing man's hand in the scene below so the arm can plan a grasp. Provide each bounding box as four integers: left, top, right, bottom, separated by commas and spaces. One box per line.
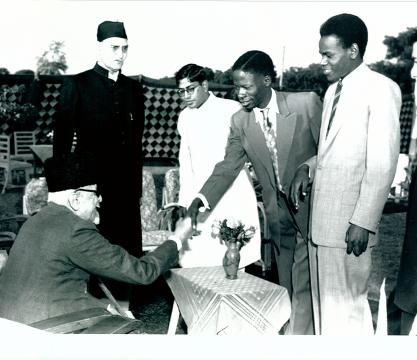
187, 198, 203, 230
345, 224, 369, 256
289, 164, 310, 210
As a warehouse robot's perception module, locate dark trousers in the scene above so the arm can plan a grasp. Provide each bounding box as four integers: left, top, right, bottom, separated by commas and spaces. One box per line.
388, 167, 417, 334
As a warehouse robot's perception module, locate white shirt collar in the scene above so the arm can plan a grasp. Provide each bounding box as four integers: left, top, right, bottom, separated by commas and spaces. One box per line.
254, 88, 279, 130
108, 71, 119, 82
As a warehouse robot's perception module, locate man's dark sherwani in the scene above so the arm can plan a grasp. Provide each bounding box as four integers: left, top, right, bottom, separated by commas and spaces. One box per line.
53, 63, 144, 257
0, 203, 178, 325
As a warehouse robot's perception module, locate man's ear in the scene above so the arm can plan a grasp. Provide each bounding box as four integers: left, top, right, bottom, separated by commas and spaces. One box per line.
68, 191, 80, 211
264, 75, 272, 87
201, 80, 209, 92
350, 43, 360, 59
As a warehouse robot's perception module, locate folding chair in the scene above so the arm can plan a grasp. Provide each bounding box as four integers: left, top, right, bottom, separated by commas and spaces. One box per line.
11, 131, 36, 162
0, 135, 32, 193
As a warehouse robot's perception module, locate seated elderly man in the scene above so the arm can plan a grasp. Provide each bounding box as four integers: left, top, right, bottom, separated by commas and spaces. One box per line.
0, 153, 191, 325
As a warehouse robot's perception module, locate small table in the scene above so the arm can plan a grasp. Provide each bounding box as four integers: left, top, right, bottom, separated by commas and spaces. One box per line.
165, 266, 291, 335
29, 145, 53, 176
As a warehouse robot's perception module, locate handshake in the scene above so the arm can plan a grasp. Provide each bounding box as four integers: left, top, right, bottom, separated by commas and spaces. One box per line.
169, 198, 205, 250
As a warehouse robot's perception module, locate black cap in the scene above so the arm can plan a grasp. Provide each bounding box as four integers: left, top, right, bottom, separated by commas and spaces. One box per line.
44, 153, 97, 192
97, 21, 127, 42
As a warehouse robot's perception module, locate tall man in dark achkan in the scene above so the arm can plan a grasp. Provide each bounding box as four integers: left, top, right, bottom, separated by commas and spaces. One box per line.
53, 21, 144, 301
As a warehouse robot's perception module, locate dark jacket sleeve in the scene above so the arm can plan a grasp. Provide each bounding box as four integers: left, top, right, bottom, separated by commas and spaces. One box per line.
53, 76, 77, 156
66, 221, 179, 285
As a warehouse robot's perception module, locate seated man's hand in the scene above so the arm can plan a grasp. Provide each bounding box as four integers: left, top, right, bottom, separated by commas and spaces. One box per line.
289, 164, 310, 210
187, 198, 203, 229
171, 217, 193, 250
172, 206, 187, 225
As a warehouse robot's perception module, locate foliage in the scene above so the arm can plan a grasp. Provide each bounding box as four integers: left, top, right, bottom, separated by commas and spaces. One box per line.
36, 41, 68, 75
281, 63, 329, 98
0, 85, 37, 131
369, 27, 417, 94
383, 27, 417, 62
14, 69, 35, 76
369, 60, 413, 94
212, 68, 233, 85
0, 68, 10, 75
211, 218, 256, 248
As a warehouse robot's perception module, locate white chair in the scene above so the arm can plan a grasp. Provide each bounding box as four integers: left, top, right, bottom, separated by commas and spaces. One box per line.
11, 131, 36, 162
0, 135, 32, 194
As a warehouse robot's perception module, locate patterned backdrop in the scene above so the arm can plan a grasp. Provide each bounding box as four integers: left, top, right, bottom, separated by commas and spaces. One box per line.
0, 74, 415, 160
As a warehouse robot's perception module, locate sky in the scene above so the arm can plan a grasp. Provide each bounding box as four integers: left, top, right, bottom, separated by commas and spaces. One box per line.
1, 0, 417, 78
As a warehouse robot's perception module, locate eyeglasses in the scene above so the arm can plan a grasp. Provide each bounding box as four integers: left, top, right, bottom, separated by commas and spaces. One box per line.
75, 188, 101, 197
177, 84, 200, 97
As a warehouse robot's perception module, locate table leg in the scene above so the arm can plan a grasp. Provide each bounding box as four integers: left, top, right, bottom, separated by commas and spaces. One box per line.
167, 301, 180, 335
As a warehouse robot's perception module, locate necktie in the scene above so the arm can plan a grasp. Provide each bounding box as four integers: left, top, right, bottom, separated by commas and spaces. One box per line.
326, 79, 343, 138
260, 108, 282, 190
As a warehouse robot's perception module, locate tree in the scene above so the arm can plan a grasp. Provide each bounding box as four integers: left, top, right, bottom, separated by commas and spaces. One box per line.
383, 27, 417, 62
369, 27, 417, 94
36, 41, 68, 75
213, 68, 233, 85
369, 60, 413, 94
281, 63, 329, 98
0, 68, 10, 75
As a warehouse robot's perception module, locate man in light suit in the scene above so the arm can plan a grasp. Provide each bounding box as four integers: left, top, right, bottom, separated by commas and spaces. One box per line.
188, 50, 322, 334
290, 13, 401, 335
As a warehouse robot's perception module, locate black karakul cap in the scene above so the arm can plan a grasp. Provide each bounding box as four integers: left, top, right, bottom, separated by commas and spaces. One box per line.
97, 21, 127, 41
44, 153, 98, 192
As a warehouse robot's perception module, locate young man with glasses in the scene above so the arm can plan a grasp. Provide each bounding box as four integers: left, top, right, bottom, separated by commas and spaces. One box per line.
0, 153, 192, 325
174, 63, 261, 269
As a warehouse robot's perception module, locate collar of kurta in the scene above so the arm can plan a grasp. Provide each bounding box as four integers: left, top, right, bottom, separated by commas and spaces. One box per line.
93, 63, 120, 81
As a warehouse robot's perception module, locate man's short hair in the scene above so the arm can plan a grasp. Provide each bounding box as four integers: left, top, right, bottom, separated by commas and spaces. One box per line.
44, 152, 97, 192
320, 13, 368, 58
232, 50, 277, 82
175, 64, 210, 85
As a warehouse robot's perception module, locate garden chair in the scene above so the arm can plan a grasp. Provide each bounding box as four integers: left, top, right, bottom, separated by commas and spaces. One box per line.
141, 169, 180, 252
0, 135, 32, 194
11, 131, 36, 163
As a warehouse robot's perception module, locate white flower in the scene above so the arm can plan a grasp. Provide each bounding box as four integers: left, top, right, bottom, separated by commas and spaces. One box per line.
226, 217, 241, 228
211, 220, 221, 236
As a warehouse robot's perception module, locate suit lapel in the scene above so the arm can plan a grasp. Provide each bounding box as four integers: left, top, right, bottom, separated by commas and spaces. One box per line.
324, 108, 343, 146
275, 91, 297, 182
320, 83, 342, 153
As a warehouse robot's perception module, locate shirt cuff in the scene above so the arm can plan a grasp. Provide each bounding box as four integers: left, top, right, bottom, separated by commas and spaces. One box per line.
196, 193, 210, 210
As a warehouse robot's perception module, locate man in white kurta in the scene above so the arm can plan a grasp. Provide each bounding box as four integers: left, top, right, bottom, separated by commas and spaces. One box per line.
291, 14, 401, 335
175, 64, 261, 268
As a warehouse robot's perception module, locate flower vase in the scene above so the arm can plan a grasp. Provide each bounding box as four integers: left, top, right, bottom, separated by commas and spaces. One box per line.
223, 242, 241, 279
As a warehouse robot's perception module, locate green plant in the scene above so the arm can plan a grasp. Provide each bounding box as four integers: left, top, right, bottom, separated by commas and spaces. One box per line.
211, 218, 256, 247
0, 85, 37, 131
